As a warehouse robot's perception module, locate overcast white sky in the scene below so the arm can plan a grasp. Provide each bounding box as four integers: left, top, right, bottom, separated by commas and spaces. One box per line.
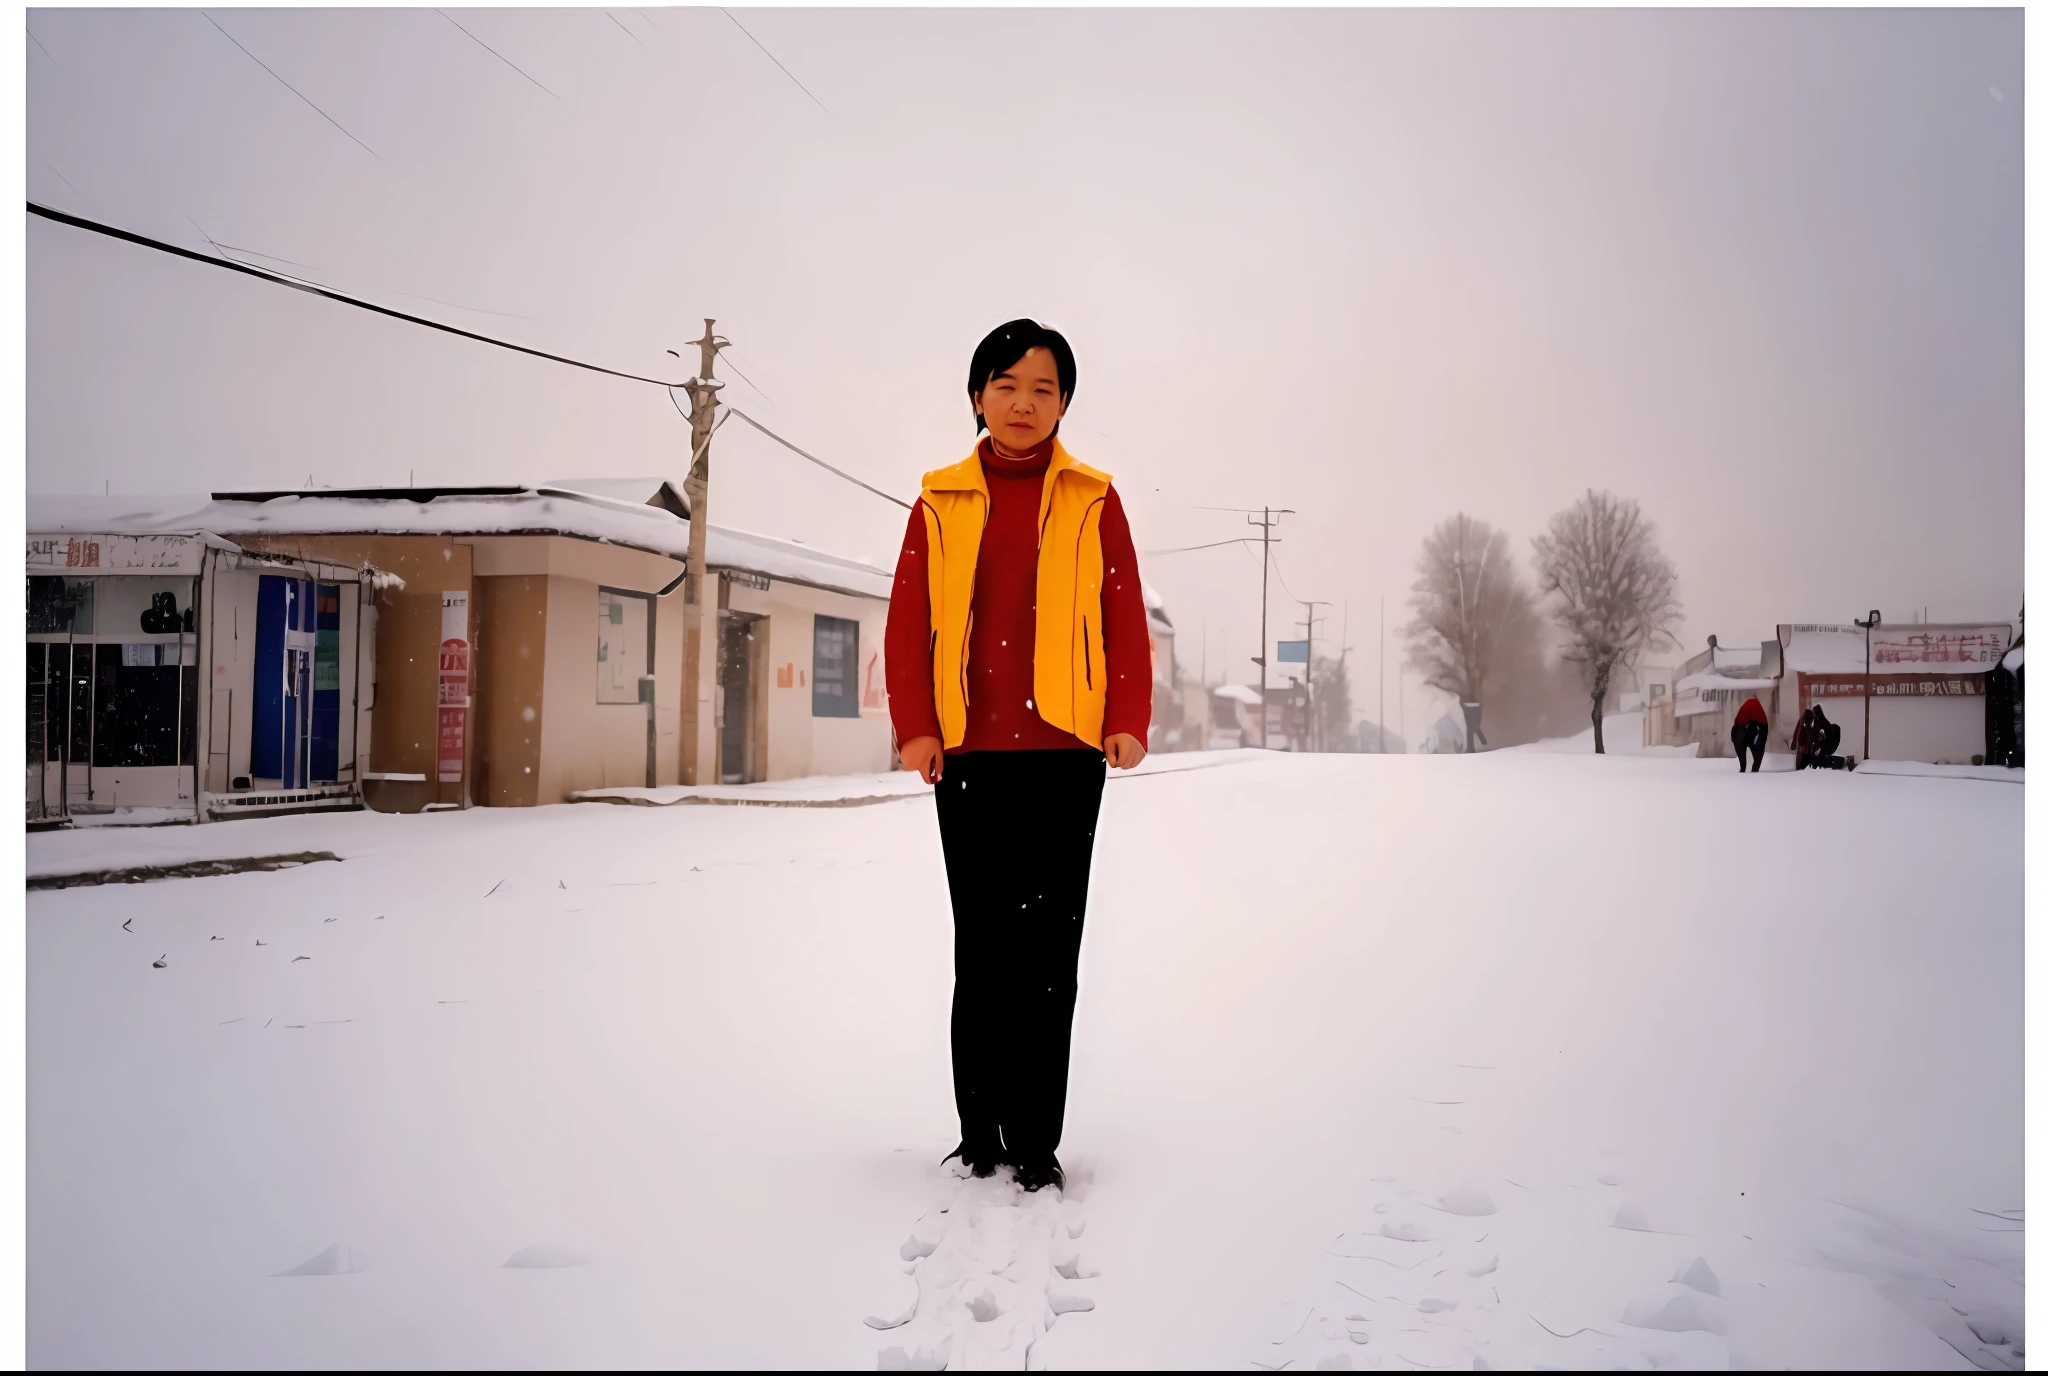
24, 7, 2023, 728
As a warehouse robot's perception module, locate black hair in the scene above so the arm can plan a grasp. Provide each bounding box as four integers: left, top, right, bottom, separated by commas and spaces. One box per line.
968, 319, 1076, 436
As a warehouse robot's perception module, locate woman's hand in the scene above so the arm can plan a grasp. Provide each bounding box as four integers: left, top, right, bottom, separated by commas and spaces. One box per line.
1105, 732, 1147, 770
900, 736, 945, 784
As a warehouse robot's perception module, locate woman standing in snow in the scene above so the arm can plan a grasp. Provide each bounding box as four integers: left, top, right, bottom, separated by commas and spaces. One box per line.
884, 319, 1151, 1195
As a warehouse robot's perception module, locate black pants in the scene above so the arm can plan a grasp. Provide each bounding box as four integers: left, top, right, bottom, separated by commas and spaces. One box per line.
934, 748, 1106, 1158
1731, 722, 1765, 772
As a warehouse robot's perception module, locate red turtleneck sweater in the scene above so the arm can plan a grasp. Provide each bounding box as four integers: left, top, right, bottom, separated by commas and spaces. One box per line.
885, 437, 1152, 753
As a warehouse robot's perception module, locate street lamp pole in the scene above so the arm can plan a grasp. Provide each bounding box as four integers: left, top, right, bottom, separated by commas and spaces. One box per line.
1854, 609, 1882, 765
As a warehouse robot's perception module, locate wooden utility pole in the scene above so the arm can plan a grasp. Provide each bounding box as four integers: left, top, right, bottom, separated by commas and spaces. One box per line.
1296, 599, 1332, 751
1247, 507, 1292, 748
679, 319, 727, 786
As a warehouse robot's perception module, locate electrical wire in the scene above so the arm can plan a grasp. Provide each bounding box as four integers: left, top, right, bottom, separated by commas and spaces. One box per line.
29, 201, 686, 387
605, 11, 644, 46
437, 9, 558, 99
718, 350, 775, 405
35, 158, 86, 207
1144, 537, 1258, 556
200, 11, 382, 163
27, 27, 53, 63
722, 8, 830, 114
724, 408, 910, 510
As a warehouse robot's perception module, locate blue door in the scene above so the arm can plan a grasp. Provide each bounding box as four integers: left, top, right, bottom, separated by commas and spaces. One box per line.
251, 576, 288, 780
252, 576, 319, 786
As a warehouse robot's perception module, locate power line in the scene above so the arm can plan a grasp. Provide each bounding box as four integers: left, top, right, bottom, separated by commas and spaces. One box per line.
722, 8, 830, 114
1270, 550, 1306, 606
437, 9, 558, 99
28, 201, 685, 388
191, 222, 537, 323
724, 408, 910, 510
35, 158, 86, 207
1144, 537, 1259, 556
200, 11, 382, 163
718, 351, 775, 405
605, 11, 644, 47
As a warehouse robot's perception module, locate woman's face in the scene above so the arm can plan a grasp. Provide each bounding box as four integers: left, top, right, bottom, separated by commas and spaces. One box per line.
974, 347, 1067, 453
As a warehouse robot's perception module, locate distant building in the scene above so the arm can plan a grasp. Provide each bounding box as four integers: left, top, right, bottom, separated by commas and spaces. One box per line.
1645, 621, 2020, 765
1778, 621, 2016, 765
1209, 682, 1262, 749
1420, 711, 1466, 754
1657, 639, 1783, 759
27, 523, 380, 825
28, 482, 895, 819
1144, 586, 1184, 752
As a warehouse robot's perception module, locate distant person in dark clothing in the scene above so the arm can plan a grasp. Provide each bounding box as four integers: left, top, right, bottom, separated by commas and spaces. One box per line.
1986, 641, 2023, 768
1795, 703, 1848, 770
1814, 704, 1844, 766
1730, 696, 1768, 772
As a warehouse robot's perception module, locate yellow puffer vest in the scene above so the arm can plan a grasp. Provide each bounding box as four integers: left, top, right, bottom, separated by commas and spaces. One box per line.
919, 439, 1113, 750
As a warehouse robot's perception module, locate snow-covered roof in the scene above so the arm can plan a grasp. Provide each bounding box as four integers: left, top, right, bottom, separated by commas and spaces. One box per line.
1212, 683, 1263, 705
1779, 622, 2015, 675
27, 489, 891, 601
539, 476, 689, 519
1677, 673, 1777, 695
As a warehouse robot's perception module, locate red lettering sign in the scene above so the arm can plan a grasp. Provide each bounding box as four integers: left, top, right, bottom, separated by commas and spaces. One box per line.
437, 706, 466, 782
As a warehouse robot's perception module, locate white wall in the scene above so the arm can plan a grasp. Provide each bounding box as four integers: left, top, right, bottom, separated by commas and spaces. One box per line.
206, 558, 262, 792
1867, 694, 1988, 765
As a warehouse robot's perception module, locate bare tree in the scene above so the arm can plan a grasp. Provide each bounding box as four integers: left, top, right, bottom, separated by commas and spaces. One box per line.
1530, 490, 1682, 754
1402, 514, 1535, 749
1311, 653, 1353, 751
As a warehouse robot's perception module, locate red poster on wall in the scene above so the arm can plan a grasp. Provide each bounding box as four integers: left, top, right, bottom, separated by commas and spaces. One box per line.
437, 706, 467, 783
438, 592, 470, 785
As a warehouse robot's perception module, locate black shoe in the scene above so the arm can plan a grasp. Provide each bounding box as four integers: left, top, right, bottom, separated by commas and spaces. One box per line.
1012, 1153, 1065, 1194
942, 1140, 1001, 1179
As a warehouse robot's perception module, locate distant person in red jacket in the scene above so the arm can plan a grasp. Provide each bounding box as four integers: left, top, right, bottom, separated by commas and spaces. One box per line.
1731, 696, 1768, 772
884, 319, 1151, 1195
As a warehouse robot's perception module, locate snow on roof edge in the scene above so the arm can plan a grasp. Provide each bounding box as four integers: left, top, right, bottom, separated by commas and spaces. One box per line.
27, 491, 892, 601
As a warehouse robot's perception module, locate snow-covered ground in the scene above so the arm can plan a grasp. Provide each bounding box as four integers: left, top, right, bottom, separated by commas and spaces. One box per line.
27, 752, 2022, 1369
1506, 711, 1703, 758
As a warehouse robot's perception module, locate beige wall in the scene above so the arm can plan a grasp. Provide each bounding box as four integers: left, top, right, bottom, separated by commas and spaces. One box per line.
227, 529, 895, 800
472, 574, 547, 807
727, 579, 892, 781
237, 532, 690, 808
536, 572, 661, 799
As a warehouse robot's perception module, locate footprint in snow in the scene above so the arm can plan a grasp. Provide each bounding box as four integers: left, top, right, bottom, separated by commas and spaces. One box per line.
876, 1167, 1095, 1369
1611, 1201, 1656, 1232
275, 1242, 367, 1276
1430, 1185, 1499, 1217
